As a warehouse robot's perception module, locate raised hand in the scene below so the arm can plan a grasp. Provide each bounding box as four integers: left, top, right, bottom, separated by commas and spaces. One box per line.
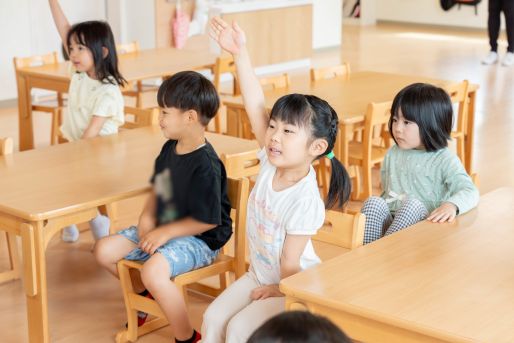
209, 16, 246, 55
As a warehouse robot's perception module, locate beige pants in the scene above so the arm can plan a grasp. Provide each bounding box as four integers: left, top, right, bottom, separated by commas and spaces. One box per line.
201, 272, 285, 343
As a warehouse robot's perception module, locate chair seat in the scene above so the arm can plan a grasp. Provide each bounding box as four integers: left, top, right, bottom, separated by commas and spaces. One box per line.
348, 141, 389, 165
312, 240, 350, 261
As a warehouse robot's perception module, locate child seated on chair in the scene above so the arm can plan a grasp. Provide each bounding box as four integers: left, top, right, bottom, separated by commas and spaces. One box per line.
94, 71, 232, 343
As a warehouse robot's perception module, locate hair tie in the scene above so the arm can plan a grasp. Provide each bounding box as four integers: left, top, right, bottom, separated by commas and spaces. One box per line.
325, 151, 335, 160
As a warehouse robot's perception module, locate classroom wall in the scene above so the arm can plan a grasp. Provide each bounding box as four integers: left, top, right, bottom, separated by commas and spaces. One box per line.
376, 0, 493, 29
0, 0, 106, 102
313, 0, 342, 49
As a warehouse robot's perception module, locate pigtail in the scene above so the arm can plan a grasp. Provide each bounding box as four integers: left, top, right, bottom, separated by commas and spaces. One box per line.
326, 156, 352, 209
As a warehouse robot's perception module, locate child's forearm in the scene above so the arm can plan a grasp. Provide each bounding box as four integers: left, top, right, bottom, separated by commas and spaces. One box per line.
280, 258, 301, 280
48, 0, 71, 45
233, 47, 268, 147
157, 217, 216, 241
81, 115, 107, 139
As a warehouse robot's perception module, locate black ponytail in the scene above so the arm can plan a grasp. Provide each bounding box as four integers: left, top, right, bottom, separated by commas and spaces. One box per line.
269, 94, 352, 209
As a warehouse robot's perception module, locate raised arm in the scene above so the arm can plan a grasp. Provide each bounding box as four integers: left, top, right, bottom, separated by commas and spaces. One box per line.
48, 0, 71, 50
210, 17, 268, 147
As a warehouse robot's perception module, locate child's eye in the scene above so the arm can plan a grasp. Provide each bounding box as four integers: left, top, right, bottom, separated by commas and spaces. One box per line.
404, 121, 410, 125
268, 123, 275, 129
284, 129, 294, 134
392, 117, 398, 122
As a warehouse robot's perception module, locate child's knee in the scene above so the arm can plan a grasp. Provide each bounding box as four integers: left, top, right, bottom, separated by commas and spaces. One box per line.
140, 255, 170, 291
93, 237, 113, 266
402, 197, 428, 216
202, 303, 227, 335
225, 315, 249, 343
361, 196, 387, 213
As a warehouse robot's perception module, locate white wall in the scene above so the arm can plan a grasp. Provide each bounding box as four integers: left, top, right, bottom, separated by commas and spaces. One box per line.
1, 0, 106, 101
377, 0, 492, 29
313, 0, 342, 49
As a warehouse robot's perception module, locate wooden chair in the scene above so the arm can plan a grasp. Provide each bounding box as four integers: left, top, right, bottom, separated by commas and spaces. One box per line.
310, 63, 351, 81
0, 137, 21, 284
122, 106, 159, 129
312, 209, 365, 262
259, 73, 291, 91
118, 41, 160, 108
446, 80, 470, 170
471, 172, 479, 188
13, 52, 65, 145
211, 56, 241, 134
221, 149, 260, 179
348, 101, 392, 200
115, 177, 249, 343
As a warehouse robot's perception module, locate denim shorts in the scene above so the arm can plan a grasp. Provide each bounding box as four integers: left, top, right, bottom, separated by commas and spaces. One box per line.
118, 226, 219, 277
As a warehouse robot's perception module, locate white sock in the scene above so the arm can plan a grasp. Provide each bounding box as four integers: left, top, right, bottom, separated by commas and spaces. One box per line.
89, 214, 111, 241
62, 225, 80, 243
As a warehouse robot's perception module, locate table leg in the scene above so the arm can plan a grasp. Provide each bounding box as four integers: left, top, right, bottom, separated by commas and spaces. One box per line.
24, 221, 49, 343
465, 90, 476, 174
17, 74, 34, 151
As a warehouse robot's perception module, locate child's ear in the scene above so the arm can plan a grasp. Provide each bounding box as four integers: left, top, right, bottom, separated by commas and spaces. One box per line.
310, 138, 329, 157
102, 47, 109, 59
186, 109, 199, 123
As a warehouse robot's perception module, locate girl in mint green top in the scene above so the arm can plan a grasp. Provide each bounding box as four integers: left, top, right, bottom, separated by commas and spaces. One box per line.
361, 83, 479, 244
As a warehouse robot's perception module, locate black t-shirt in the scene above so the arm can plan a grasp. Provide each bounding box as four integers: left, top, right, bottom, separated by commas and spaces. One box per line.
150, 139, 232, 250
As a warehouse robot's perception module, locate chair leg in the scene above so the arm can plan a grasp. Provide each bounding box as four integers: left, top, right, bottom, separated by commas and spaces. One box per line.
50, 108, 60, 145
0, 232, 21, 284
362, 162, 372, 200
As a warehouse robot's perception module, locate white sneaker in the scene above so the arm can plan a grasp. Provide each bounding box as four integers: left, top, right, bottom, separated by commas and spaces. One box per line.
62, 225, 80, 243
502, 52, 514, 66
481, 51, 498, 65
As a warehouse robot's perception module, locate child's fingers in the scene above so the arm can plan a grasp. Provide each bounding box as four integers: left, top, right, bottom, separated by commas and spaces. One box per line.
233, 21, 242, 33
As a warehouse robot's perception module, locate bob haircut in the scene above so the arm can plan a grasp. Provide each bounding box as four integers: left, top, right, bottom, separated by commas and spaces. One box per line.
157, 71, 220, 126
247, 311, 351, 343
67, 20, 126, 86
389, 83, 453, 152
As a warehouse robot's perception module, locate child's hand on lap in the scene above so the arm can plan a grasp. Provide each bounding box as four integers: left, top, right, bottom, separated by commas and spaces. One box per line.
210, 17, 246, 55
250, 285, 283, 300
139, 228, 170, 254
427, 202, 458, 223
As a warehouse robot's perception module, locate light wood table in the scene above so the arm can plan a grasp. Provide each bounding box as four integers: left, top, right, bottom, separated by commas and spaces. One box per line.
280, 187, 514, 343
15, 45, 217, 151
0, 126, 258, 343
223, 71, 478, 173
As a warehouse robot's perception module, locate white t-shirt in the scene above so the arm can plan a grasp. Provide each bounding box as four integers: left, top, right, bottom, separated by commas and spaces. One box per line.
247, 148, 325, 285
61, 72, 125, 141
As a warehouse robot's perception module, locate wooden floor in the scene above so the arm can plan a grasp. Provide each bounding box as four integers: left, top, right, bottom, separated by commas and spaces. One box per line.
1, 22, 513, 342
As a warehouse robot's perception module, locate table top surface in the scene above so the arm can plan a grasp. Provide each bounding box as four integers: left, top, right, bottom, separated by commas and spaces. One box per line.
280, 187, 514, 343
223, 71, 478, 123
0, 127, 258, 221
17, 37, 217, 82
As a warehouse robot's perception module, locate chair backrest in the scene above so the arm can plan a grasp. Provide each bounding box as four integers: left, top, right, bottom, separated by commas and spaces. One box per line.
470, 172, 479, 188
310, 63, 351, 81
259, 73, 290, 91
117, 41, 140, 55
221, 149, 260, 179
312, 210, 365, 261
13, 52, 59, 70
122, 106, 159, 129
362, 101, 393, 159
0, 137, 13, 156
226, 177, 250, 278
445, 80, 469, 133
212, 56, 240, 96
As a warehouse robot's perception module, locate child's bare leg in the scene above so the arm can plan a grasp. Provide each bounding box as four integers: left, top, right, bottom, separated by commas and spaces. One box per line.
94, 234, 137, 277
140, 253, 193, 341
